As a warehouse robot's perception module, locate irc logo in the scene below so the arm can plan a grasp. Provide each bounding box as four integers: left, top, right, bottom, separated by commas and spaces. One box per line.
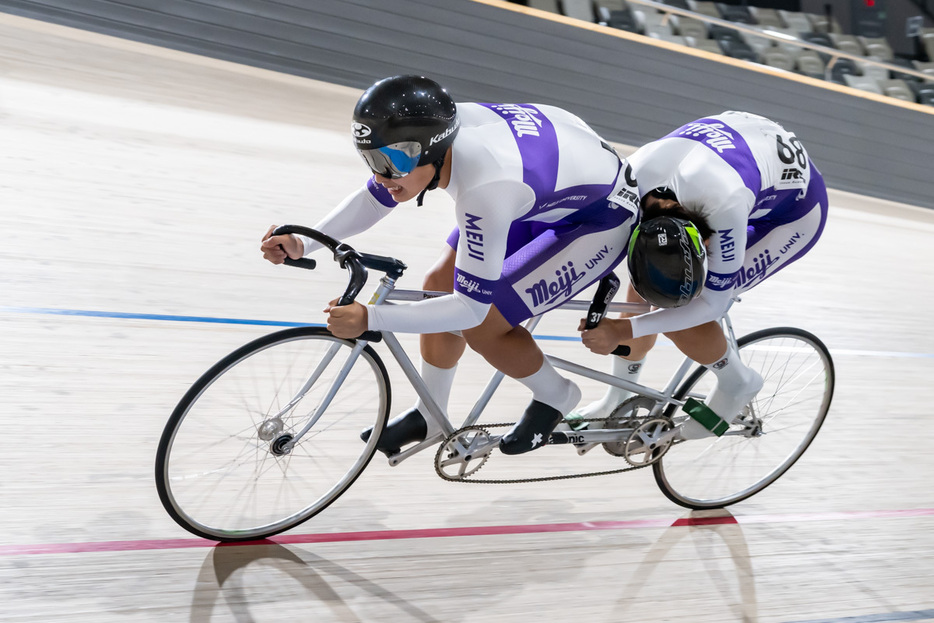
781, 168, 804, 181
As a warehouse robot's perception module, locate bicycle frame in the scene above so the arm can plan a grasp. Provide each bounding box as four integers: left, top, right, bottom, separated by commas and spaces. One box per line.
268, 224, 744, 461
280, 269, 740, 466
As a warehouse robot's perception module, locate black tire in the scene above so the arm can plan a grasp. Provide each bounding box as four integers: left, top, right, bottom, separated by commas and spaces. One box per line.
654, 327, 834, 509
155, 327, 390, 541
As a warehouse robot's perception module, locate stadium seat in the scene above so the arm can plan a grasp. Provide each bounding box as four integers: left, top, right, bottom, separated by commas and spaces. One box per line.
716, 3, 756, 24
606, 8, 642, 33
718, 38, 759, 62
762, 48, 795, 72
912, 60, 934, 77
671, 15, 708, 40
800, 31, 834, 50
638, 9, 675, 36
806, 12, 842, 34
858, 36, 894, 61
744, 29, 776, 55
662, 0, 690, 10
880, 79, 915, 102
795, 50, 826, 79
829, 57, 861, 83
562, 0, 597, 22
857, 58, 889, 84
910, 81, 934, 105
830, 34, 864, 57
887, 57, 921, 83
778, 10, 811, 34
690, 38, 724, 55
749, 7, 784, 29
708, 24, 746, 45
687, 0, 720, 19
594, 0, 626, 24
843, 73, 883, 94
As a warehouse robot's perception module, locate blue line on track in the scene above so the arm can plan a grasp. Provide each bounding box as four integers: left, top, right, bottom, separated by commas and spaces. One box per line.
0, 306, 312, 327
3, 306, 934, 358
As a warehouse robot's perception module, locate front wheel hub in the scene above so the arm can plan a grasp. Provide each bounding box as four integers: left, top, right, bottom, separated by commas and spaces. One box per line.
271, 433, 294, 456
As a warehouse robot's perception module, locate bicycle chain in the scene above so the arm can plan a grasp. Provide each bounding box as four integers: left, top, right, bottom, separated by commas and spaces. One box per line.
433, 419, 651, 485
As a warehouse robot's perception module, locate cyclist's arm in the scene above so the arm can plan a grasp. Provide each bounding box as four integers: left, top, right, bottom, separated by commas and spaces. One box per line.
629, 191, 749, 338
367, 181, 531, 334
297, 178, 397, 256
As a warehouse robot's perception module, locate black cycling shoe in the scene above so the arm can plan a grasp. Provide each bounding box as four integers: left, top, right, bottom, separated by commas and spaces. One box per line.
499, 400, 563, 455
360, 408, 428, 456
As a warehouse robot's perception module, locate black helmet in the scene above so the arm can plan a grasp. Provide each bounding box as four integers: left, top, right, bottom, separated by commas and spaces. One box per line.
627, 216, 706, 308
352, 75, 459, 179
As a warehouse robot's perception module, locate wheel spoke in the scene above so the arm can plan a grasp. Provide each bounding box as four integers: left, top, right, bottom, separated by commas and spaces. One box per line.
156, 328, 389, 541
655, 329, 833, 509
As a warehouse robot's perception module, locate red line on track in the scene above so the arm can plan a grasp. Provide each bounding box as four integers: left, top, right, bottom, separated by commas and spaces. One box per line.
2, 508, 932, 557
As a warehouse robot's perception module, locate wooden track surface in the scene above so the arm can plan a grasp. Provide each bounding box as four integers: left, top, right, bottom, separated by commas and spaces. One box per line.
1, 13, 933, 623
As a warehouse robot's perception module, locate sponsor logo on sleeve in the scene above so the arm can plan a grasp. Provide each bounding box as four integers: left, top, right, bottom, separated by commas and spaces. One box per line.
489, 104, 544, 138
463, 213, 485, 261
677, 122, 737, 153
718, 228, 736, 262
454, 270, 495, 303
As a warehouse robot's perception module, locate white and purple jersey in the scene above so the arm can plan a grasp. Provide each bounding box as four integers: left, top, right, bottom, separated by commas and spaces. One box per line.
301, 102, 638, 334
628, 111, 829, 338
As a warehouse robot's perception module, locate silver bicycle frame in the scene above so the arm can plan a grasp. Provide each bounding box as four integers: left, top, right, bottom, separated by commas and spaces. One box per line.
283, 279, 742, 463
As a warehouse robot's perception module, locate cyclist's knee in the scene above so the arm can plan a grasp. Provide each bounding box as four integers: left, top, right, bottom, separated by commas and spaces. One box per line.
423, 248, 456, 291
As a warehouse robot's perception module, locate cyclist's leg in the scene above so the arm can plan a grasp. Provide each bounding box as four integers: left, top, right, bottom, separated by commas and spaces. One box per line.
464, 302, 581, 454
363, 245, 464, 454
469, 209, 632, 453
670, 167, 829, 437
419, 245, 466, 369
574, 282, 655, 420
665, 322, 763, 438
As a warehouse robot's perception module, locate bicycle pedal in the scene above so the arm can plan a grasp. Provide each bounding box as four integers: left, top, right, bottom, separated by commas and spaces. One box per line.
562, 413, 589, 432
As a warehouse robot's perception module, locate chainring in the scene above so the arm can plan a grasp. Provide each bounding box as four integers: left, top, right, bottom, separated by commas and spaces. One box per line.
622, 417, 675, 466
434, 426, 496, 481
602, 395, 661, 457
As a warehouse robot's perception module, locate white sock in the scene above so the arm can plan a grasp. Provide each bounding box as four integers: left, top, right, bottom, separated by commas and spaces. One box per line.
573, 356, 646, 419
515, 358, 581, 416
681, 342, 763, 439
414, 361, 457, 438
705, 342, 763, 423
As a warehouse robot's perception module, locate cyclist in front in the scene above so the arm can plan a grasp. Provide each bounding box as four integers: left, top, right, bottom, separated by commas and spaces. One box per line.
261, 75, 642, 456
576, 111, 829, 439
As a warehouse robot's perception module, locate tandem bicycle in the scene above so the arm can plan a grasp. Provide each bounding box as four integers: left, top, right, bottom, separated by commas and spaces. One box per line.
155, 225, 834, 542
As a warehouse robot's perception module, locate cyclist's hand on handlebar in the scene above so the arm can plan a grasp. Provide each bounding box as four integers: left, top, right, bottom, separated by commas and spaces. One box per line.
324, 299, 369, 339
579, 317, 632, 356
261, 224, 304, 264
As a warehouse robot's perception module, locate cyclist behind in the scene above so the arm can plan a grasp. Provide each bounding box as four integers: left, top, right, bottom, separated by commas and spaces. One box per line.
577, 111, 829, 438
261, 75, 641, 455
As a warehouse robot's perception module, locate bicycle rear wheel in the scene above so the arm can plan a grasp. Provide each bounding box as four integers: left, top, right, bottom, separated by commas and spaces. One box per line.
654, 327, 834, 509
155, 327, 390, 541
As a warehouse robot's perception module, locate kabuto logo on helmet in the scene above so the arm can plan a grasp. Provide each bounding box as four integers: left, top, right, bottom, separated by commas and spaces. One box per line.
352, 122, 372, 139
429, 117, 460, 146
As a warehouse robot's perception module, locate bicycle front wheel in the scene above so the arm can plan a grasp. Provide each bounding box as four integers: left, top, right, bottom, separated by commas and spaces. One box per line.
655, 327, 834, 509
155, 327, 391, 541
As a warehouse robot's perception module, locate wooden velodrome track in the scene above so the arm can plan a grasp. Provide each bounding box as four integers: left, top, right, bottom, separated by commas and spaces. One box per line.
1, 12, 933, 623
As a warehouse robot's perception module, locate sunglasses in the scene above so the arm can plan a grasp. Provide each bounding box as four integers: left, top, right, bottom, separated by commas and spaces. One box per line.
357, 141, 423, 179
